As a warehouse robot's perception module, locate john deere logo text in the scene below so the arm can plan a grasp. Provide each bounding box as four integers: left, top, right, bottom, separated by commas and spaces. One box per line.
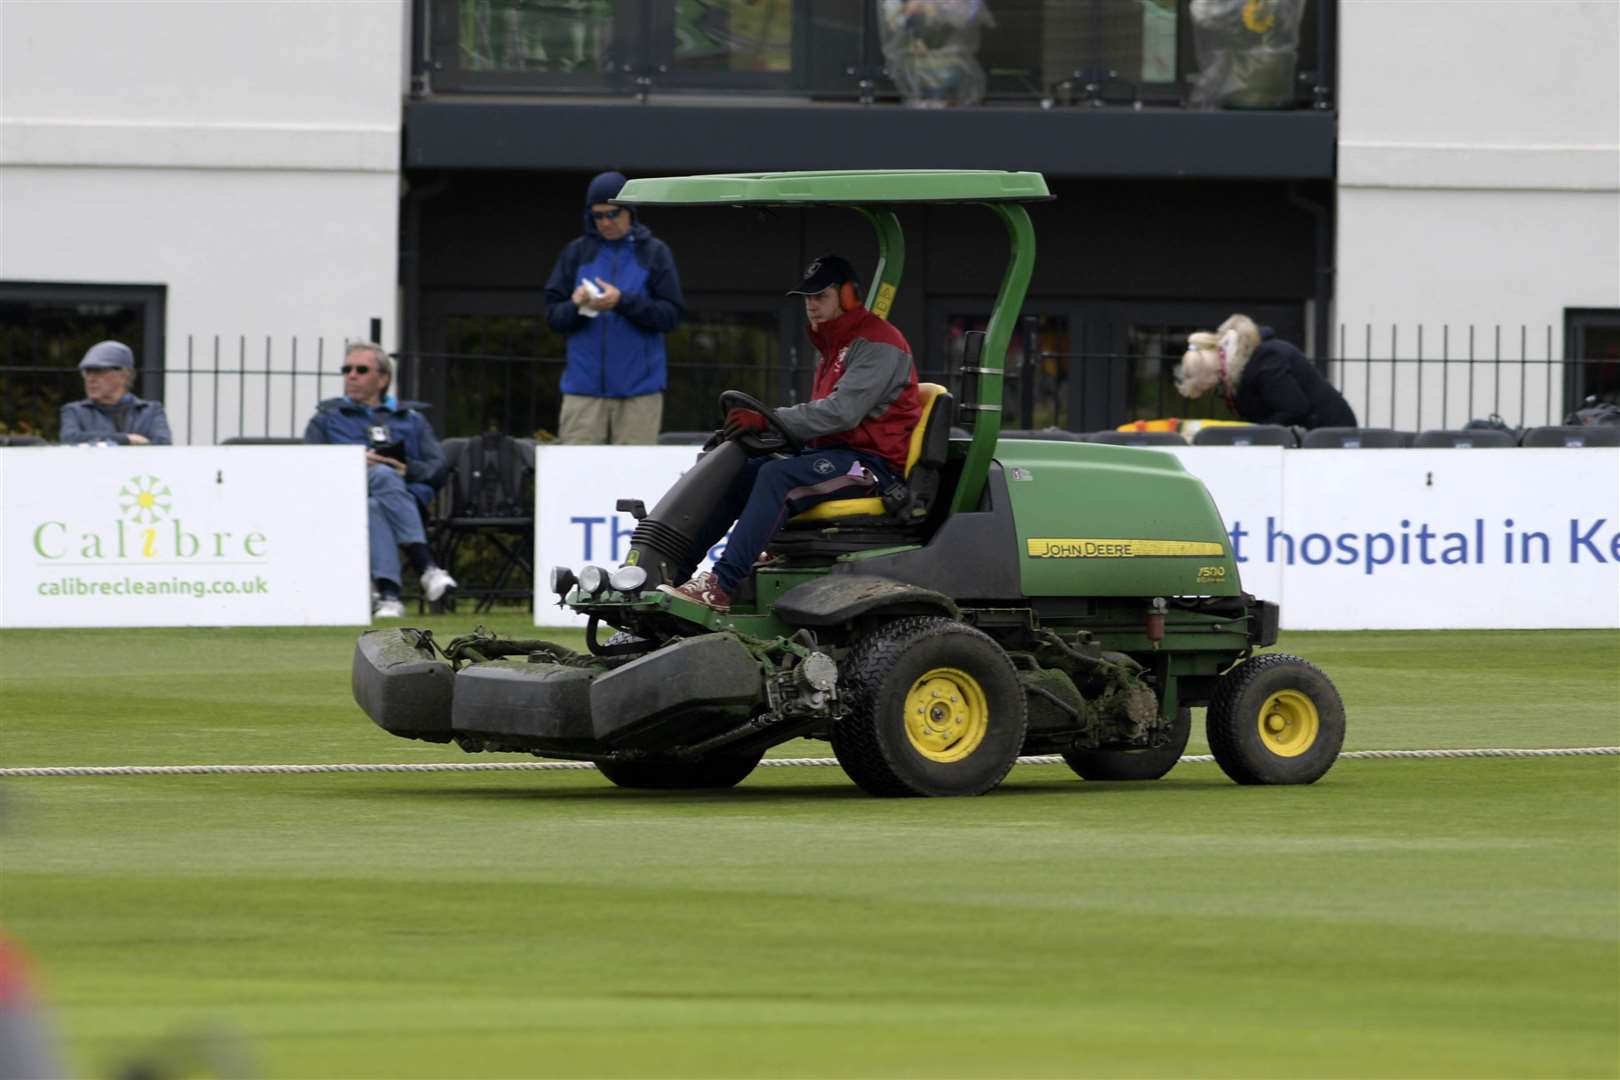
33, 475, 269, 562
1027, 538, 1226, 559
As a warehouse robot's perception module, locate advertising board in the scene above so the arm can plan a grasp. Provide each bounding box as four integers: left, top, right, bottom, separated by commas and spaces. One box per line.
0, 445, 369, 627
534, 444, 1620, 631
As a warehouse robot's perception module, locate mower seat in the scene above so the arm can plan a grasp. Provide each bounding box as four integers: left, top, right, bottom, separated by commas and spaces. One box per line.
784, 383, 953, 528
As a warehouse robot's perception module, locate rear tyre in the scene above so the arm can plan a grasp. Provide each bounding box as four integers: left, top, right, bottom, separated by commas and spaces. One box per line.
831, 616, 1027, 797
596, 750, 764, 790
1062, 707, 1191, 781
1206, 653, 1345, 785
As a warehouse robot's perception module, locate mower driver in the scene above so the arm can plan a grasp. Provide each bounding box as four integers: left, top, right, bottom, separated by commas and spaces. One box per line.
660, 254, 922, 612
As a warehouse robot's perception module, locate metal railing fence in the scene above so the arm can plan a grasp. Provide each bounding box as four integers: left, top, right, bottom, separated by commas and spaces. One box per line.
1, 331, 1614, 444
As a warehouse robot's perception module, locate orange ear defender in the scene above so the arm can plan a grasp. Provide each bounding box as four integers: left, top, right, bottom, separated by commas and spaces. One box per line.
839, 280, 861, 311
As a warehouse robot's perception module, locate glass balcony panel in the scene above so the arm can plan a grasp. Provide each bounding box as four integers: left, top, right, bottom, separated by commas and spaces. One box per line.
426, 0, 1324, 108
672, 0, 794, 75
455, 0, 615, 75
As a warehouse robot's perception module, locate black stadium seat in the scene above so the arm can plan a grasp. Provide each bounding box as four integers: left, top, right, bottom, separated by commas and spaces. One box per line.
657, 431, 712, 445
1300, 427, 1411, 449
221, 436, 305, 445
1519, 425, 1620, 448
431, 435, 536, 612
1192, 424, 1298, 447
0, 435, 48, 446
1412, 429, 1517, 448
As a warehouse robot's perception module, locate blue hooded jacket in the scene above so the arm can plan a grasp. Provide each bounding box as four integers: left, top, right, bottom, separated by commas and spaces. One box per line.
543, 171, 685, 399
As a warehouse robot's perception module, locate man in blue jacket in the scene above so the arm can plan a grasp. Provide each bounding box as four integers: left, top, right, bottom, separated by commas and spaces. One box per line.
304, 342, 455, 620
543, 170, 685, 444
59, 341, 173, 445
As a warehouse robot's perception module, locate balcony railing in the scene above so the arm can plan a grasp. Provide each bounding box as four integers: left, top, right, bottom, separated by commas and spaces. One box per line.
416, 0, 1334, 111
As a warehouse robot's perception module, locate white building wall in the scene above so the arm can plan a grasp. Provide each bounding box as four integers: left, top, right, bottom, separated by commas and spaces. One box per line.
1335, 0, 1620, 430
0, 0, 403, 443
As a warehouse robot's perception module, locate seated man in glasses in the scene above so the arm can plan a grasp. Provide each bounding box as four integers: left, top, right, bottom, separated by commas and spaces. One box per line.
304, 342, 456, 620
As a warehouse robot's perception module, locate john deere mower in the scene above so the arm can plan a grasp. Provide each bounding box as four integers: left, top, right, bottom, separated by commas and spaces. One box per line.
352, 170, 1345, 796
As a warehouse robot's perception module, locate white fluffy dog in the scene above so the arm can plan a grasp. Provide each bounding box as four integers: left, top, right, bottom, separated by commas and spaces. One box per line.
1175, 314, 1261, 400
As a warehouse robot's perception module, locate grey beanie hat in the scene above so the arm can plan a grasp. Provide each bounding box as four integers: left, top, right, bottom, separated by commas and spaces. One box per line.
79, 341, 134, 370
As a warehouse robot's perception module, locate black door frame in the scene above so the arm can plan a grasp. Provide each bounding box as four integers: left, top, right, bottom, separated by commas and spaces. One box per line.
1564, 307, 1620, 412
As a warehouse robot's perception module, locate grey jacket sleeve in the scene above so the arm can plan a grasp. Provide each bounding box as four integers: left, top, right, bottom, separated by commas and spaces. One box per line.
136, 401, 173, 445
58, 401, 89, 441
773, 339, 913, 441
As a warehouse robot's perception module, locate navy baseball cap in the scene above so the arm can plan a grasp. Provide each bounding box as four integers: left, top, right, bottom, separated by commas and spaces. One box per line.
787, 254, 859, 296
78, 341, 134, 370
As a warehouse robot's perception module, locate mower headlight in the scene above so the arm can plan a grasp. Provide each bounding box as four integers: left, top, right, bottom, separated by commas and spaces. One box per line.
578, 565, 608, 596
609, 565, 648, 593
550, 566, 578, 598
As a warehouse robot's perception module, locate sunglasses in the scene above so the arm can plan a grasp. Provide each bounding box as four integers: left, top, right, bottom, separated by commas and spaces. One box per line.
591, 208, 626, 221
340, 364, 373, 375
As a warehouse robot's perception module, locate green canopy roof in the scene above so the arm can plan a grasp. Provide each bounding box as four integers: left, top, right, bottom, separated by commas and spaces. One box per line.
614, 170, 1050, 206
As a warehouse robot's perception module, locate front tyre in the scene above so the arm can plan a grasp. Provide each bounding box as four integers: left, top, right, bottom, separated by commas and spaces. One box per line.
1063, 707, 1191, 781
1206, 654, 1345, 785
831, 617, 1027, 797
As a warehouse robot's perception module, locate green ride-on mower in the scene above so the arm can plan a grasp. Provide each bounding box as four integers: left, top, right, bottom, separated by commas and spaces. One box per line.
352, 170, 1345, 797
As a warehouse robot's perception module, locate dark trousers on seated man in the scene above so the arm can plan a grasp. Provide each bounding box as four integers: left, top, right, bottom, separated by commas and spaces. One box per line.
688, 446, 897, 600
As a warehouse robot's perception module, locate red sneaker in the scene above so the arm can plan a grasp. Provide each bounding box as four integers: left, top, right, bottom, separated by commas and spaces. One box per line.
657, 571, 733, 613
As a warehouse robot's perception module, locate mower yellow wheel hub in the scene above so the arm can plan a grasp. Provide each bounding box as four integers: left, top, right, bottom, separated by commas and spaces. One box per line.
904, 668, 989, 763
1257, 689, 1319, 757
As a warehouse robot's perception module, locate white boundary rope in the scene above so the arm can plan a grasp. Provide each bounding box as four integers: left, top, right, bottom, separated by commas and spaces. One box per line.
0, 747, 1614, 778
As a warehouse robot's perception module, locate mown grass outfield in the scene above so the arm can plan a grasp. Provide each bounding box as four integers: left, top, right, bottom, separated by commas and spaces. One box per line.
2, 622, 1616, 1078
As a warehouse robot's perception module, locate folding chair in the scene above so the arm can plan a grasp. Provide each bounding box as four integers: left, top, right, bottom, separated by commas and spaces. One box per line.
432, 434, 536, 612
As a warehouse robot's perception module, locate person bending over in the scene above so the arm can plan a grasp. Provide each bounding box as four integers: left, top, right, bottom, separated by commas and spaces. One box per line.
1175, 314, 1356, 430
304, 342, 456, 620
660, 254, 920, 612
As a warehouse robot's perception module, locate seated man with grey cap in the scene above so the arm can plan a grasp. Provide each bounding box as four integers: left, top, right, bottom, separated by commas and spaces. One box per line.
58, 340, 173, 445
660, 254, 921, 613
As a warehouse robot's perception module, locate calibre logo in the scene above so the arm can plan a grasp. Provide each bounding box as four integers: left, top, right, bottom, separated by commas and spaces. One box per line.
33, 476, 268, 563
119, 475, 172, 524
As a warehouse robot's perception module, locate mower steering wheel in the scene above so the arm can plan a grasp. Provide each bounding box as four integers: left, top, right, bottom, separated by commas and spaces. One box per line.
717, 389, 803, 454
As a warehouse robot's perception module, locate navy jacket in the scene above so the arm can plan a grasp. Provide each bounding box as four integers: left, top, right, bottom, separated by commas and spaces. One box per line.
1232, 335, 1358, 430
59, 394, 173, 445
543, 221, 684, 399
304, 396, 445, 505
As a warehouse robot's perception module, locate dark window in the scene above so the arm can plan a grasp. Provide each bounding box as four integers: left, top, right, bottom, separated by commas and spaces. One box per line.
0, 281, 166, 439
421, 296, 789, 437
942, 313, 1070, 430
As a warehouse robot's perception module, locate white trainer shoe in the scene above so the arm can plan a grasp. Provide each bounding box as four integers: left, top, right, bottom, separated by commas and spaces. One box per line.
373, 598, 406, 619
419, 566, 457, 603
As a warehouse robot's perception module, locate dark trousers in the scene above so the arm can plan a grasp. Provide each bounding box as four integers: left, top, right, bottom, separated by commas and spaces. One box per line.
692, 447, 895, 593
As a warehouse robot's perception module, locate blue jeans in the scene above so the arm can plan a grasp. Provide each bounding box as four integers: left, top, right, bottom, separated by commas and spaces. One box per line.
694, 448, 894, 594
368, 464, 427, 587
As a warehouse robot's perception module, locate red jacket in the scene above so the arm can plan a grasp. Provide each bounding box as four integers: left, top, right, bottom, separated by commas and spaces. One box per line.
805, 307, 921, 474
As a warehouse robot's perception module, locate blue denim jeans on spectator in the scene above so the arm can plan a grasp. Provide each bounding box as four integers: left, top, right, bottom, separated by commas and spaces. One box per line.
368, 464, 427, 587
